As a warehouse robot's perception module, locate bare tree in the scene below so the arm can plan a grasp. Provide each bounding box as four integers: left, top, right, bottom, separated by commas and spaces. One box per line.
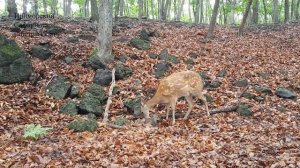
97, 0, 114, 64
239, 0, 253, 36
138, 0, 143, 19
296, 0, 300, 19
206, 0, 220, 38
176, 0, 185, 21
262, 0, 267, 23
7, 0, 17, 17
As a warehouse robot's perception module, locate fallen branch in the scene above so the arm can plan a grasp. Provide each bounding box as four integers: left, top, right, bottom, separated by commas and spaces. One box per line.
103, 68, 116, 123
106, 123, 124, 129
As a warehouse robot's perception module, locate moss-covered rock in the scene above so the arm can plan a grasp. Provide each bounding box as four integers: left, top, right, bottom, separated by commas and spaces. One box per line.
78, 84, 106, 116
60, 100, 78, 116
158, 48, 180, 64
237, 104, 252, 116
115, 63, 133, 80
124, 97, 142, 116
68, 118, 98, 132
0, 35, 32, 84
130, 38, 150, 50
45, 75, 72, 99
88, 49, 107, 70
31, 44, 52, 60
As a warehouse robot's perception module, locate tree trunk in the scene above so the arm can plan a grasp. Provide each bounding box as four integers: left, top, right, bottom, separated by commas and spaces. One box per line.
23, 0, 28, 13
200, 0, 203, 23
151, 0, 155, 19
188, 0, 192, 22
86, 0, 90, 17
262, 0, 267, 23
114, 0, 120, 19
98, 0, 114, 64
43, 0, 47, 15
176, 0, 185, 21
7, 0, 17, 17
273, 0, 279, 23
296, 0, 300, 19
67, 0, 72, 17
166, 0, 171, 20
251, 0, 259, 24
194, 0, 200, 23
284, 0, 289, 22
238, 0, 253, 36
158, 0, 161, 19
90, 0, 99, 21
291, 0, 294, 20
206, 0, 220, 38
138, 0, 143, 19
119, 0, 124, 16
222, 0, 227, 24
174, 0, 178, 20
230, 0, 235, 24
33, 0, 38, 15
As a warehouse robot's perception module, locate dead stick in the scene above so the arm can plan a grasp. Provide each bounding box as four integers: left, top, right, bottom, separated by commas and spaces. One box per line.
103, 68, 116, 123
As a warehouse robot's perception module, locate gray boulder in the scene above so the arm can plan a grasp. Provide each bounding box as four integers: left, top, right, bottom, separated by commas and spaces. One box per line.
93, 69, 112, 86
115, 63, 133, 80
130, 38, 150, 50
154, 62, 171, 78
0, 35, 32, 84
31, 45, 52, 60
78, 84, 106, 116
158, 48, 180, 64
275, 88, 297, 99
45, 76, 72, 99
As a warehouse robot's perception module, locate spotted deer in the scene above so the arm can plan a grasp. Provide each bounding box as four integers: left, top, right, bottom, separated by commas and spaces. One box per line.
142, 70, 209, 124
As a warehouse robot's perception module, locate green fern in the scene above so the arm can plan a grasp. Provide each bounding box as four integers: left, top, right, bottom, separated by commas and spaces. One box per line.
23, 124, 51, 140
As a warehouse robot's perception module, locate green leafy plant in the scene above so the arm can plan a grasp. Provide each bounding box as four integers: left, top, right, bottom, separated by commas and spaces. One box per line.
23, 124, 51, 140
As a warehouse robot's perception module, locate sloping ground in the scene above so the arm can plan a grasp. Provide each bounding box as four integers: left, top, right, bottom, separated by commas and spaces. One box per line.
0, 19, 299, 167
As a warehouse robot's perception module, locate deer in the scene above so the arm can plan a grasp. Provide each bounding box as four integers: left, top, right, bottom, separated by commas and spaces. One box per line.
142, 70, 210, 124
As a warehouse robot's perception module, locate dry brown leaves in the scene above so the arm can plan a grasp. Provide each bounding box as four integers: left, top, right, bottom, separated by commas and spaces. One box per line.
0, 19, 299, 167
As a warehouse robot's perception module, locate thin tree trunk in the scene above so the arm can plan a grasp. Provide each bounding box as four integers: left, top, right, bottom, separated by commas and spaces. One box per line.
273, 0, 279, 23
262, 0, 267, 23
200, 0, 203, 23
115, 0, 120, 19
91, 0, 99, 21
194, 0, 200, 23
206, 0, 220, 38
230, 0, 235, 24
98, 0, 114, 64
251, 0, 259, 24
239, 0, 253, 36
43, 0, 47, 14
284, 0, 289, 22
177, 0, 185, 21
23, 0, 28, 13
151, 0, 155, 19
188, 0, 192, 22
222, 0, 227, 24
158, 0, 161, 19
119, 0, 124, 16
138, 0, 143, 19
296, 0, 300, 19
33, 0, 38, 15
7, 0, 17, 17
174, 0, 178, 20
291, 0, 294, 19
67, 0, 72, 16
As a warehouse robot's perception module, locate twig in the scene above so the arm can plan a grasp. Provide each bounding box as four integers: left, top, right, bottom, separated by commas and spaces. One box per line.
103, 68, 116, 123
106, 123, 124, 129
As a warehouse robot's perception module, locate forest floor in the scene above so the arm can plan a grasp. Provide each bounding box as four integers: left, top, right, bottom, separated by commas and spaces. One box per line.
0, 18, 300, 167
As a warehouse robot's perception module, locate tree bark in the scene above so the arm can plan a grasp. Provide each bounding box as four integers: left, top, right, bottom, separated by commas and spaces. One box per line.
222, 0, 227, 24
262, 0, 267, 23
272, 0, 279, 23
284, 0, 289, 22
151, 0, 155, 19
7, 0, 17, 17
98, 0, 114, 64
90, 0, 99, 21
296, 0, 300, 19
206, 0, 220, 38
33, 0, 38, 15
43, 0, 47, 15
176, 0, 185, 21
238, 0, 253, 36
229, 0, 235, 24
138, 0, 143, 19
251, 0, 259, 24
119, 0, 124, 16
188, 0, 192, 22
200, 0, 203, 23
194, 0, 200, 23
